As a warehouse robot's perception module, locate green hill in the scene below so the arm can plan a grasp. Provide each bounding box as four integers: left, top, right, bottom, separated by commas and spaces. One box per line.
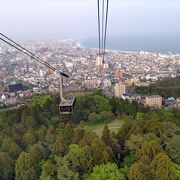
0, 92, 179, 179
134, 76, 180, 98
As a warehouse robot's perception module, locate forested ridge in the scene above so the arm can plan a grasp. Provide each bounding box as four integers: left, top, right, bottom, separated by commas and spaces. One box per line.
134, 76, 180, 98
0, 90, 180, 180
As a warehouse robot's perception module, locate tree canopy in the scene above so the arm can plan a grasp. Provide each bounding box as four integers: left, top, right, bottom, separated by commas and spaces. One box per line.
0, 92, 179, 179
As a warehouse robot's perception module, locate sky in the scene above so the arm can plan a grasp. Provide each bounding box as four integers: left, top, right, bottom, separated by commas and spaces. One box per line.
0, 0, 180, 40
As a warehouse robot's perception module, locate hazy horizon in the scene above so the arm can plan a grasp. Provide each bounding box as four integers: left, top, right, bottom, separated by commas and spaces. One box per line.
1, 0, 180, 52
0, 0, 180, 39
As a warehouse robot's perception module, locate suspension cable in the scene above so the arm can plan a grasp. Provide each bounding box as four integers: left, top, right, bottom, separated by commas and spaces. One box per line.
0, 37, 56, 71
97, 0, 101, 55
0, 33, 57, 73
103, 0, 109, 63
97, 0, 109, 63
0, 33, 69, 78
102, 0, 105, 56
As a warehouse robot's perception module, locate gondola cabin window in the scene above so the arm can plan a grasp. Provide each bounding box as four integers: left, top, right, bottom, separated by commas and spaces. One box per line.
59, 97, 76, 115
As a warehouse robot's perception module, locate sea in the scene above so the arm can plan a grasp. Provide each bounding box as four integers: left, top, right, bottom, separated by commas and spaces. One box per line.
81, 34, 180, 55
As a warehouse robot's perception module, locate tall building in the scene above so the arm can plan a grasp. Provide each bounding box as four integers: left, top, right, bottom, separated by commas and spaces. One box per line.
114, 69, 123, 79
103, 63, 109, 69
145, 95, 162, 108
20, 68, 26, 76
39, 69, 46, 77
114, 82, 126, 97
96, 56, 103, 67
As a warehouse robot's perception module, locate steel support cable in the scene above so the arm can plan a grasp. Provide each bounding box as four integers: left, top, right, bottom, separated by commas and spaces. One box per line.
97, 0, 109, 64
0, 34, 69, 78
0, 33, 57, 73
0, 37, 56, 71
97, 0, 101, 55
103, 0, 109, 63
0, 33, 58, 72
101, 0, 105, 58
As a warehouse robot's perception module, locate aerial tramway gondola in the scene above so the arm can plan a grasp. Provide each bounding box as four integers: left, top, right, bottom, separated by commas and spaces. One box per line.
58, 74, 76, 114
0, 33, 76, 115
0, 0, 109, 115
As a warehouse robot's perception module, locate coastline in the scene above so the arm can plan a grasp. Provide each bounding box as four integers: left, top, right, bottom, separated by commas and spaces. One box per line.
79, 35, 180, 56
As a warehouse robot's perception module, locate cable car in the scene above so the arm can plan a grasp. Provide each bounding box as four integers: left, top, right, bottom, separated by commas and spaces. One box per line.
0, 0, 110, 116
59, 97, 76, 115
58, 74, 76, 115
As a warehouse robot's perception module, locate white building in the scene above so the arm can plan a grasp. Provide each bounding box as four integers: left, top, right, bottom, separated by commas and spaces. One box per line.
0, 94, 6, 101
145, 95, 162, 108
114, 82, 126, 98
103, 63, 109, 69
96, 56, 103, 67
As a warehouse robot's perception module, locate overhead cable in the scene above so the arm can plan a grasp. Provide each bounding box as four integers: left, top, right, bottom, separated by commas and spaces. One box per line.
97, 0, 110, 63
0, 33, 69, 78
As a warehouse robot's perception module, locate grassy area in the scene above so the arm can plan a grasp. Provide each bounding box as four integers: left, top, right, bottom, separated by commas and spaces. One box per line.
66, 91, 93, 97
83, 118, 125, 136
0, 106, 19, 112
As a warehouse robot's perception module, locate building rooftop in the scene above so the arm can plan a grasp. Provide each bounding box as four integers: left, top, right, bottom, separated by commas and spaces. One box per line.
147, 95, 162, 98
8, 83, 24, 93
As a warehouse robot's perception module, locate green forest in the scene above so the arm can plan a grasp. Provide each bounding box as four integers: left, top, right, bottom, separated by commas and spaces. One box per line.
0, 90, 180, 180
134, 76, 180, 98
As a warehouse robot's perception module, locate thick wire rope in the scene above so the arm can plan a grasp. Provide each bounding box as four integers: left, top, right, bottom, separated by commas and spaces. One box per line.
0, 33, 69, 78
102, 0, 105, 58
97, 0, 101, 55
103, 0, 109, 63
0, 37, 56, 72
97, 0, 109, 64
0, 33, 57, 73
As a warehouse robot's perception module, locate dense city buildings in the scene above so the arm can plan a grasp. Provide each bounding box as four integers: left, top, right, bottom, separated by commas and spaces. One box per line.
0, 39, 180, 109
